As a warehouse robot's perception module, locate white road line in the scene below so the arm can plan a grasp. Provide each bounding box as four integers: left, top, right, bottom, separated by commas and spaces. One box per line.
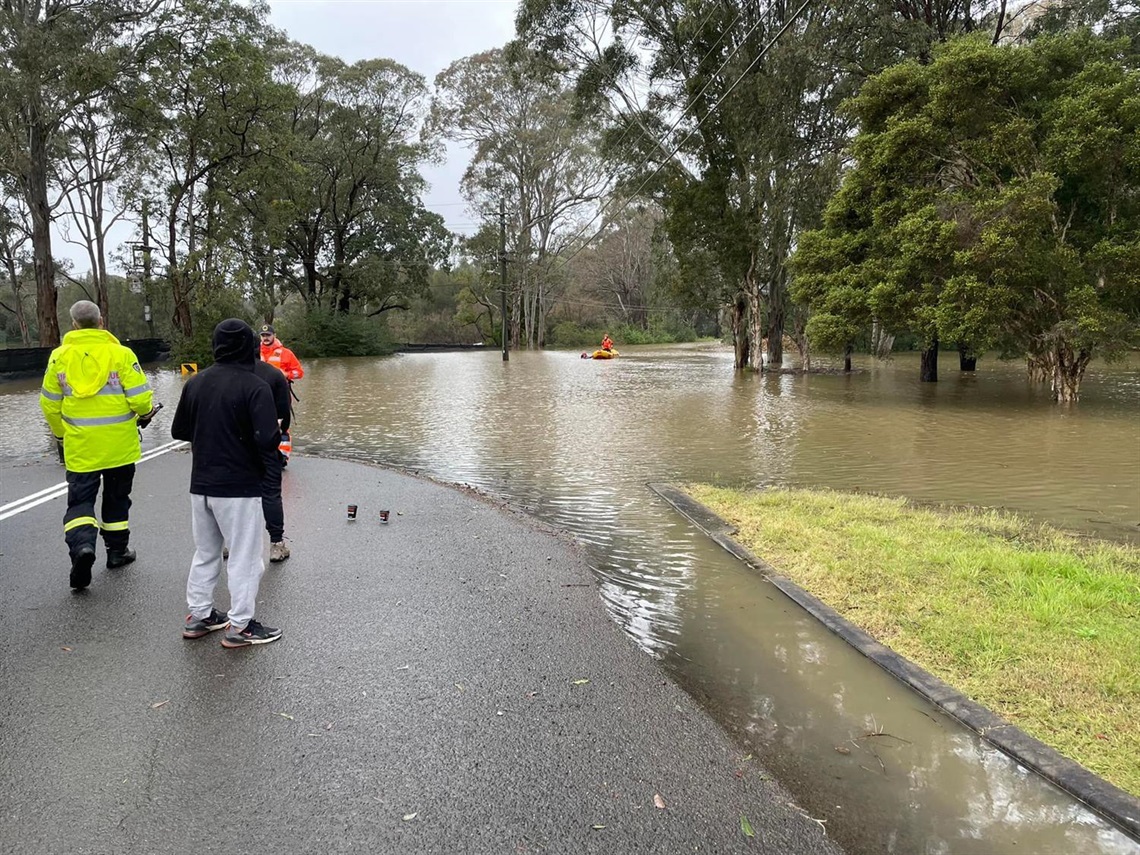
0, 440, 186, 521
0, 481, 63, 510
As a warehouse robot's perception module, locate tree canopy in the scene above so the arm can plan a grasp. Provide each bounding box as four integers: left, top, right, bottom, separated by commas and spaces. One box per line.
792, 31, 1140, 400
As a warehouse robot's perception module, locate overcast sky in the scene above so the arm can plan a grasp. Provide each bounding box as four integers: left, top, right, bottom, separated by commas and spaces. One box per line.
57, 0, 520, 274
266, 0, 519, 228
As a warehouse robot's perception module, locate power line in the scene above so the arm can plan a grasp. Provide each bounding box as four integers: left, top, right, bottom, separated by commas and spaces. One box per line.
594, 5, 733, 181
556, 0, 817, 271
467, 8, 742, 238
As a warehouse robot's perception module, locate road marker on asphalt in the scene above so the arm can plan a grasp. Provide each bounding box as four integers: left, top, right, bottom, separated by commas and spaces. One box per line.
0, 440, 186, 521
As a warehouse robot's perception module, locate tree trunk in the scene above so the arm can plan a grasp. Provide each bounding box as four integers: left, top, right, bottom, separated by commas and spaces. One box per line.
1051, 344, 1091, 403
171, 269, 192, 336
4, 257, 31, 345
167, 211, 192, 337
747, 280, 764, 372
958, 343, 977, 371
29, 124, 60, 347
871, 318, 895, 360
843, 342, 853, 373
95, 222, 109, 322
303, 258, 318, 307
536, 282, 547, 349
510, 288, 522, 348
333, 232, 352, 313
920, 337, 939, 382
766, 274, 785, 366
793, 334, 810, 372
730, 292, 748, 370
1027, 352, 1051, 383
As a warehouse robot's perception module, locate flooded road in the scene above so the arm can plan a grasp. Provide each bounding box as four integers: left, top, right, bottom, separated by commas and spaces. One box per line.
3, 344, 1138, 853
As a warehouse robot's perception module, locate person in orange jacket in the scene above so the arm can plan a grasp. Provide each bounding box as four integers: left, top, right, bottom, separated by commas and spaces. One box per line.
259, 324, 303, 381
601, 333, 614, 352
258, 324, 302, 466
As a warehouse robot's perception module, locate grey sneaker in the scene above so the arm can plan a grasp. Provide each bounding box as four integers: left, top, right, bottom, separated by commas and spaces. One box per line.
222, 545, 229, 560
183, 608, 229, 639
269, 541, 290, 563
221, 619, 282, 648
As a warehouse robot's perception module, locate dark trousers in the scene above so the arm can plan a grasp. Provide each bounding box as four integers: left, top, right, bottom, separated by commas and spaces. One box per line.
261, 459, 284, 542
64, 464, 135, 558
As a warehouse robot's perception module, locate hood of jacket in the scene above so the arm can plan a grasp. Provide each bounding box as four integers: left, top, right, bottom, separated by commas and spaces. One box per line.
55, 328, 122, 398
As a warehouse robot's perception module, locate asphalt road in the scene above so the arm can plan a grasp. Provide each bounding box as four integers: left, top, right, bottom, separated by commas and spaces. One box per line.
0, 451, 840, 855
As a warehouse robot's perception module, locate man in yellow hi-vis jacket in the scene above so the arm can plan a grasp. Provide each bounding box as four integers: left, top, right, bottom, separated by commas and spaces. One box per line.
40, 301, 157, 590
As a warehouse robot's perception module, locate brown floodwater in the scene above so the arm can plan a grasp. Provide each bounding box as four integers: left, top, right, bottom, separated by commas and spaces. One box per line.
2, 344, 1138, 853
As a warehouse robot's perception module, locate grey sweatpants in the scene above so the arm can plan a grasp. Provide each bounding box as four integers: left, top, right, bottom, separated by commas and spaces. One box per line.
187, 495, 265, 632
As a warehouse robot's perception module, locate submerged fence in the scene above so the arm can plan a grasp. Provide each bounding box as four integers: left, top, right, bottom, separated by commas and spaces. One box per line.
0, 338, 170, 377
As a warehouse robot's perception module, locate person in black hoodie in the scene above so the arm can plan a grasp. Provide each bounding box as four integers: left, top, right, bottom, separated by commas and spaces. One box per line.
171, 319, 283, 648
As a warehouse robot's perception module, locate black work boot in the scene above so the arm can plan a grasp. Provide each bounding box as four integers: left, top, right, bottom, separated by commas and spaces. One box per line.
106, 548, 136, 569
70, 546, 96, 589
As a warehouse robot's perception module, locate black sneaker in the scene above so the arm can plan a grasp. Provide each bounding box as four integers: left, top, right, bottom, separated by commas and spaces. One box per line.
183, 608, 229, 639
70, 546, 96, 590
220, 619, 282, 648
106, 548, 136, 569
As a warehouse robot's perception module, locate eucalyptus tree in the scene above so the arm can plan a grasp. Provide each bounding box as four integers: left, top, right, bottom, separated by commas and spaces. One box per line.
0, 0, 170, 345
0, 188, 32, 344
450, 227, 508, 345
517, 1, 862, 368
430, 48, 605, 348
130, 0, 286, 337
269, 51, 449, 318
572, 204, 661, 329
793, 33, 1140, 401
55, 93, 147, 325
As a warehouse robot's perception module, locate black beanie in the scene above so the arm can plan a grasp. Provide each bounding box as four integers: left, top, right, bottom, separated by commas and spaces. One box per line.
212, 318, 257, 364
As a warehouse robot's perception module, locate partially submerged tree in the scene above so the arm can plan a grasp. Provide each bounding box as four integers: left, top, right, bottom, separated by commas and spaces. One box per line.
793, 33, 1140, 400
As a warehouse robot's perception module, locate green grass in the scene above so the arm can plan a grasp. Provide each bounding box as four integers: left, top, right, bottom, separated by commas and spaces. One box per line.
687, 484, 1140, 797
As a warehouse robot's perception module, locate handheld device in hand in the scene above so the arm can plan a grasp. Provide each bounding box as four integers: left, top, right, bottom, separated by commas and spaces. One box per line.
138, 402, 163, 429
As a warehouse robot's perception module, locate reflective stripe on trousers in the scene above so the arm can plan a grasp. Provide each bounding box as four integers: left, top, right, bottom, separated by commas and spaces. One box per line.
63, 465, 135, 557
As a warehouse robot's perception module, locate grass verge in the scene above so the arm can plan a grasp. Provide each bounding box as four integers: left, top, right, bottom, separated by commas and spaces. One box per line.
687, 484, 1140, 797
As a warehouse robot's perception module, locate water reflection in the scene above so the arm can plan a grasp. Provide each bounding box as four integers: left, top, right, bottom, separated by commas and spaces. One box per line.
2, 345, 1137, 853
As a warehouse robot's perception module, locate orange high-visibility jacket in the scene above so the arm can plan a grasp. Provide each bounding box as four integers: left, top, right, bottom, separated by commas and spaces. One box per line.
260, 338, 304, 381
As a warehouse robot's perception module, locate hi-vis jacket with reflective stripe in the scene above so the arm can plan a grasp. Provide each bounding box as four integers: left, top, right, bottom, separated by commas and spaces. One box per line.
39, 329, 154, 473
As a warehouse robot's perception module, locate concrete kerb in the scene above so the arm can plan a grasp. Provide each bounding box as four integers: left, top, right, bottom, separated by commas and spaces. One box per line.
648, 482, 1140, 844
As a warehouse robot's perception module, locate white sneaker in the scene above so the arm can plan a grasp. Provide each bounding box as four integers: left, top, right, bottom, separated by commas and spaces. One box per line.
269, 541, 290, 563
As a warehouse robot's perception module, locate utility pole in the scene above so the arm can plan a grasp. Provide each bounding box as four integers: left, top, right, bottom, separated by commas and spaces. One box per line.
499, 197, 508, 362
141, 200, 154, 338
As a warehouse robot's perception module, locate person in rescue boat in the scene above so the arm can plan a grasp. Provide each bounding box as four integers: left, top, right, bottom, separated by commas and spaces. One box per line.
601, 333, 614, 352
258, 324, 302, 463
39, 300, 158, 590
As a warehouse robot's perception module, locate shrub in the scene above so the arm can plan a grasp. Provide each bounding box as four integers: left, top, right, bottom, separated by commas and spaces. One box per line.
284, 311, 395, 358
